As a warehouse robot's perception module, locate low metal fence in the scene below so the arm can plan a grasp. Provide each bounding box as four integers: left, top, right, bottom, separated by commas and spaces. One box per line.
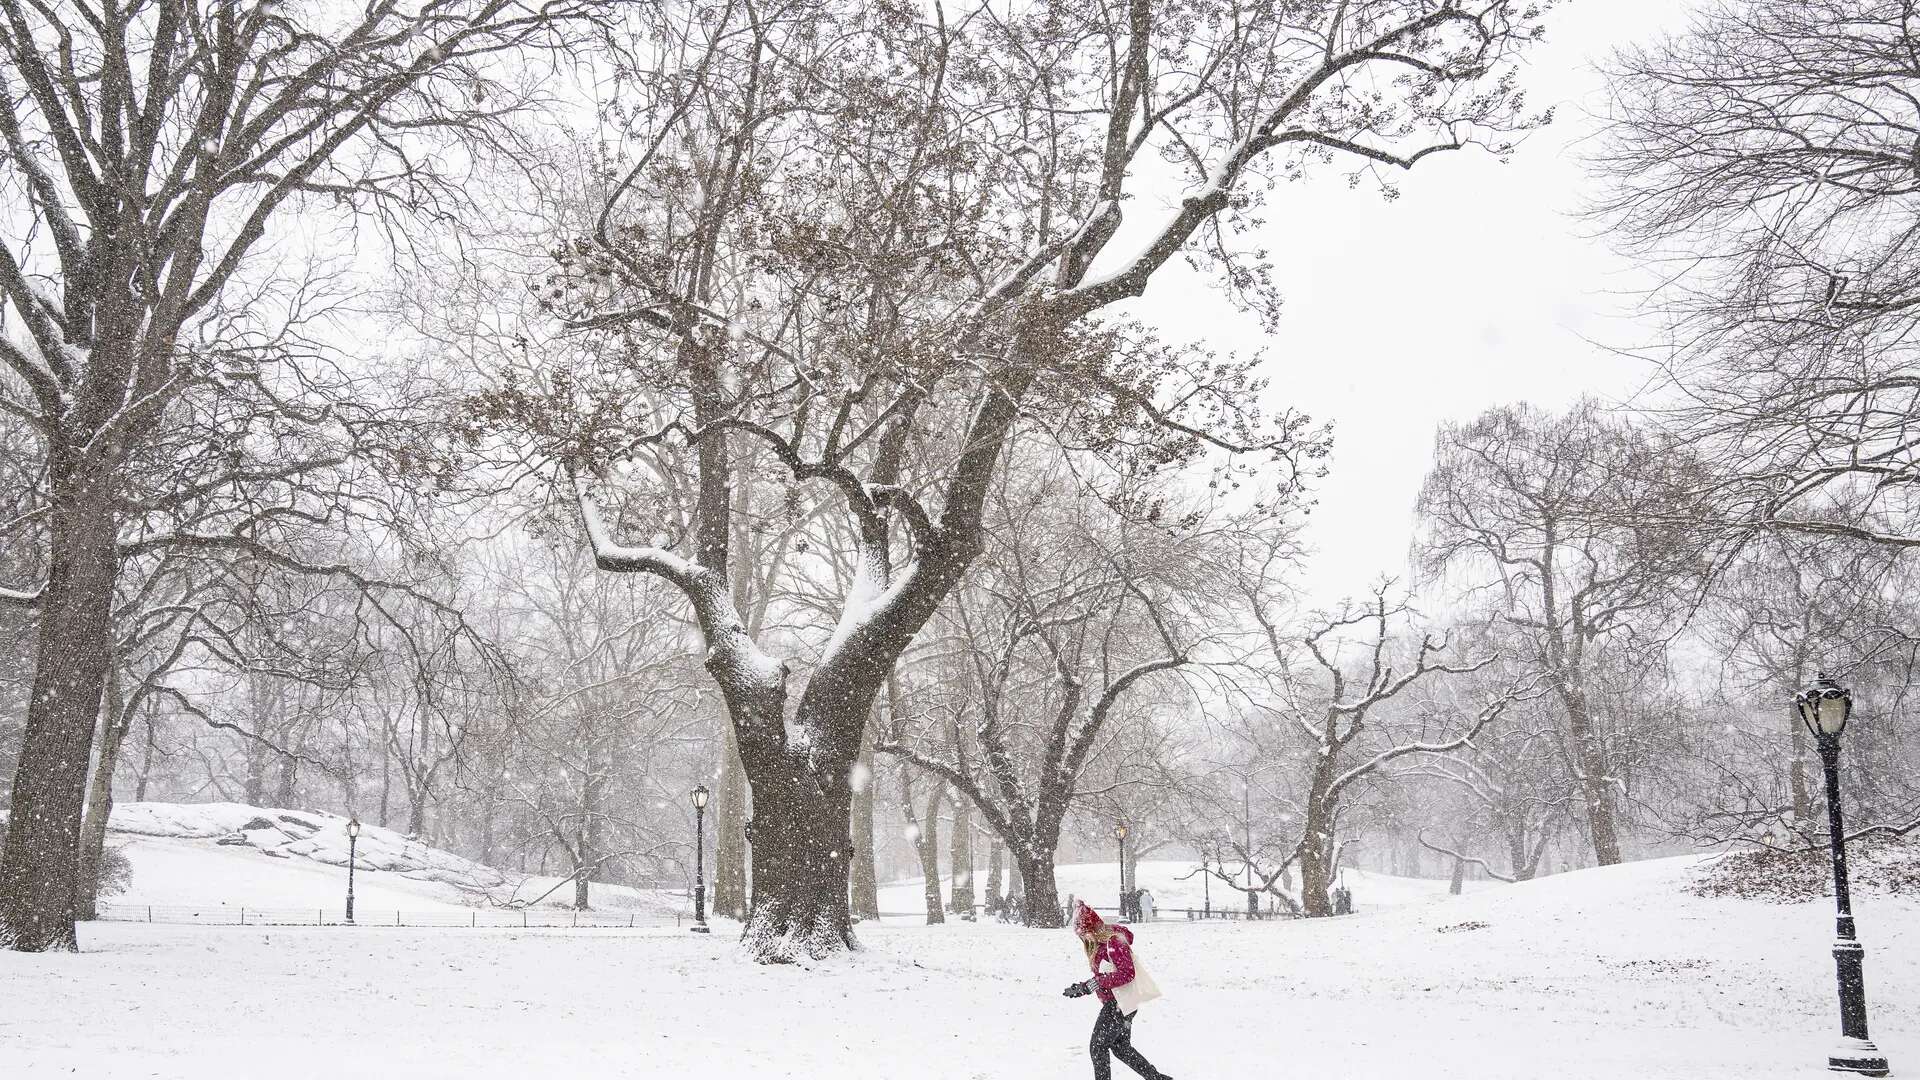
1178, 905, 1298, 920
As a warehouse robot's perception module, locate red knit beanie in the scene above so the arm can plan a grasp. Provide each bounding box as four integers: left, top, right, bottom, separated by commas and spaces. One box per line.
1072, 899, 1105, 937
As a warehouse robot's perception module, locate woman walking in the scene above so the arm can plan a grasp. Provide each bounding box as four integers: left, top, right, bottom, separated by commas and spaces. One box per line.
1062, 901, 1173, 1080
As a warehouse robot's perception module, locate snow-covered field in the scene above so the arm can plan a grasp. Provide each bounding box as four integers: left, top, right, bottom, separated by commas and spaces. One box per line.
2, 839, 1912, 1079
102, 802, 685, 921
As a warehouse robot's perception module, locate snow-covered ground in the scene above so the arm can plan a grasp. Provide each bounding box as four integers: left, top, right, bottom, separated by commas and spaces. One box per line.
3, 844, 1912, 1079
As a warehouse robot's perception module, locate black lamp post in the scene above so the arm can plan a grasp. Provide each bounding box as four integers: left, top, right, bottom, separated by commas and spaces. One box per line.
690, 784, 711, 934
1794, 674, 1889, 1077
344, 816, 361, 925
1112, 822, 1129, 921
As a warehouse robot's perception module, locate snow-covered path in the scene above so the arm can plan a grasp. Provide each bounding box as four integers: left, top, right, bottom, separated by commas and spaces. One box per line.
1, 855, 1912, 1079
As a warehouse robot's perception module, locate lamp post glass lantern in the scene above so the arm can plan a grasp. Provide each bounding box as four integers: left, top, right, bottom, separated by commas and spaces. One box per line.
690, 784, 711, 933
344, 816, 361, 925
1112, 822, 1129, 920
1793, 674, 1889, 1077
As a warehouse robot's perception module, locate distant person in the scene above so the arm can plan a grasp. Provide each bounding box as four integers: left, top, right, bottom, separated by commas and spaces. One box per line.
1136, 889, 1155, 922
1063, 900, 1172, 1080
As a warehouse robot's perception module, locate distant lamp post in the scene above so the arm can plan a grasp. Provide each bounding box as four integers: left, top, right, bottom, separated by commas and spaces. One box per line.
690, 784, 711, 934
1201, 842, 1212, 918
344, 816, 361, 925
1112, 822, 1129, 921
1794, 674, 1889, 1077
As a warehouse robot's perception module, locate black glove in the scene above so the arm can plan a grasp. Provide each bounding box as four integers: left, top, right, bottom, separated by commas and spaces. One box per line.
1062, 981, 1093, 999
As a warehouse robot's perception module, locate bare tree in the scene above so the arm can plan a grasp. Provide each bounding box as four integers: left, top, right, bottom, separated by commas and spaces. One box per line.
482, 536, 706, 908
1417, 401, 1709, 865
1699, 532, 1909, 827
1408, 710, 1567, 883
1669, 528, 1920, 851
1183, 829, 1300, 918
1594, 1, 1920, 553
478, 0, 1550, 961
876, 471, 1217, 927
0, 0, 597, 951
897, 746, 946, 927
1256, 586, 1520, 915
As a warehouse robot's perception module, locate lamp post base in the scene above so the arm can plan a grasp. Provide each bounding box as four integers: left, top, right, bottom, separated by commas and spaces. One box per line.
689, 923, 711, 934
1829, 1037, 1889, 1077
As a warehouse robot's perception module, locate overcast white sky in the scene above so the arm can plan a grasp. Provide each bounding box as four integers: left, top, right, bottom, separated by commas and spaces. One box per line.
1112, 0, 1683, 608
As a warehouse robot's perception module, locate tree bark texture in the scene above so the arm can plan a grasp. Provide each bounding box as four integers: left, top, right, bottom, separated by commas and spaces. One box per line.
1, 497, 118, 951
947, 797, 975, 916
985, 841, 1003, 914
1562, 687, 1623, 866
850, 714, 880, 921
77, 667, 133, 921
714, 725, 750, 919
1016, 850, 1062, 928
901, 768, 945, 925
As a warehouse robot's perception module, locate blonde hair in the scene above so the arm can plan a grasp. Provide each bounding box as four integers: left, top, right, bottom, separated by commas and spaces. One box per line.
1080, 923, 1119, 962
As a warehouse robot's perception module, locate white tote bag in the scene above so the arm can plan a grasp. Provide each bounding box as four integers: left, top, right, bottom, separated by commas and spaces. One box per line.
1110, 954, 1163, 1013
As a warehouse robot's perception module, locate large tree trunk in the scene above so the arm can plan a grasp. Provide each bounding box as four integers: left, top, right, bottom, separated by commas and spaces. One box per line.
1564, 690, 1623, 866
1786, 654, 1813, 822
574, 755, 602, 910
849, 716, 879, 921
1015, 849, 1063, 928
713, 718, 750, 919
134, 702, 157, 802
717, 453, 760, 923
1786, 702, 1813, 822
947, 797, 975, 916
573, 835, 592, 910
1297, 789, 1337, 918
242, 714, 270, 806
77, 669, 133, 921
1506, 825, 1532, 882
271, 683, 305, 808
900, 767, 945, 925
242, 675, 282, 806
274, 754, 299, 809
579, 346, 1027, 960
744, 753, 860, 955
1, 498, 119, 952
406, 783, 428, 838
985, 841, 1003, 915
377, 745, 392, 828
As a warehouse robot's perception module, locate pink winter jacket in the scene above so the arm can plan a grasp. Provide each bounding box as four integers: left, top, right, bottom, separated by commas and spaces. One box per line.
1086, 925, 1137, 1004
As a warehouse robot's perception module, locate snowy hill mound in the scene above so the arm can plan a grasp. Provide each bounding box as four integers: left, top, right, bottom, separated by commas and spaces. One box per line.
106, 801, 690, 921
112, 802, 511, 893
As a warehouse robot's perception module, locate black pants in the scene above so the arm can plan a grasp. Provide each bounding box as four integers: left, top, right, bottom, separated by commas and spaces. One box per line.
1090, 1000, 1161, 1080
